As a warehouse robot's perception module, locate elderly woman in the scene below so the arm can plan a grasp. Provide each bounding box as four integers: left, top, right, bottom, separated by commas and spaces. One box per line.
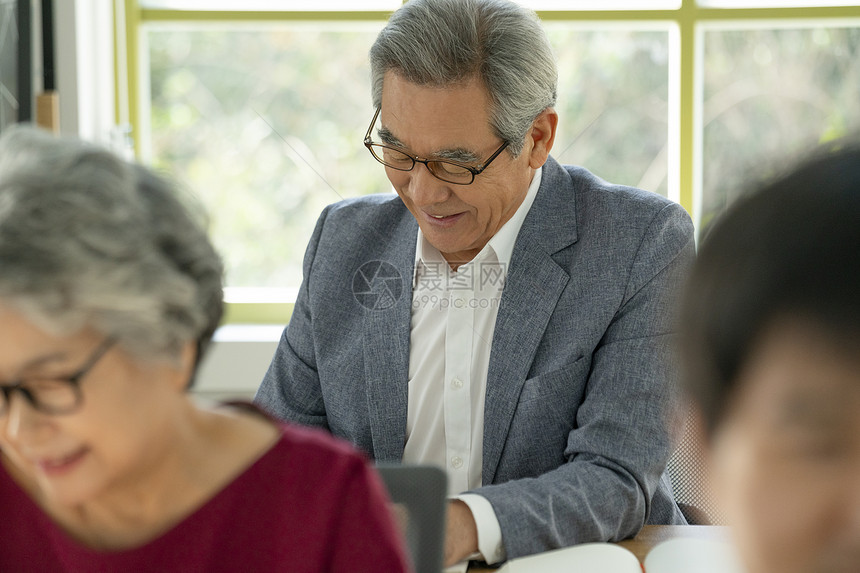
680, 142, 860, 573
0, 127, 409, 572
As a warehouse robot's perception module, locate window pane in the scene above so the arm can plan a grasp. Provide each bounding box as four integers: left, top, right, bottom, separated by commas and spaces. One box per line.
141, 1, 401, 10
547, 25, 670, 198
141, 0, 682, 10
698, 1, 860, 7
147, 24, 669, 288
0, 0, 24, 127
701, 26, 860, 232
146, 23, 388, 288
522, 1, 681, 9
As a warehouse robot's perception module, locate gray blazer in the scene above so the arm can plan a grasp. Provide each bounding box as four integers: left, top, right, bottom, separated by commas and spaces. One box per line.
256, 156, 693, 559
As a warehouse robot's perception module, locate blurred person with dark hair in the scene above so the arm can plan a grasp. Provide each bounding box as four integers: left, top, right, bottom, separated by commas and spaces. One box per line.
680, 142, 860, 573
0, 127, 409, 573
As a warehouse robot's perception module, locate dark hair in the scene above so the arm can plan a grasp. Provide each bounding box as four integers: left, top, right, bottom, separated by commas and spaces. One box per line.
680, 141, 860, 434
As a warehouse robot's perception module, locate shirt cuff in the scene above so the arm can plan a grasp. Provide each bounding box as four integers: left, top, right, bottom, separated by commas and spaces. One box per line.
455, 493, 506, 565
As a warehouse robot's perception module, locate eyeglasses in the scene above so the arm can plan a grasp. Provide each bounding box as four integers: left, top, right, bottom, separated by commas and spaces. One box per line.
0, 338, 115, 416
364, 106, 509, 185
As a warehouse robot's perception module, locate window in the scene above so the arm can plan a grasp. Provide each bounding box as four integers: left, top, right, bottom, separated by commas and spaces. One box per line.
146, 23, 386, 289
699, 1, 859, 7
547, 25, 672, 198
700, 24, 860, 230
119, 1, 860, 321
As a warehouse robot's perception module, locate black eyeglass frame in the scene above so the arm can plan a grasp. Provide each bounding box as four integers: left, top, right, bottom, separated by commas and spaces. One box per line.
363, 106, 509, 185
0, 338, 116, 416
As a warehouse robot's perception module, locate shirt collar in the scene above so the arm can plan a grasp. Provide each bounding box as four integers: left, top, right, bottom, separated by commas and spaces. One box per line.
412, 166, 543, 287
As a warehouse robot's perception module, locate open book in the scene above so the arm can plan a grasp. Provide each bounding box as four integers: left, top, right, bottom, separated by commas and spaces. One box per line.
497, 537, 744, 573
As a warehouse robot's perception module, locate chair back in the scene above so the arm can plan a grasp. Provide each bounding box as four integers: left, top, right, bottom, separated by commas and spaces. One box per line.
666, 406, 726, 525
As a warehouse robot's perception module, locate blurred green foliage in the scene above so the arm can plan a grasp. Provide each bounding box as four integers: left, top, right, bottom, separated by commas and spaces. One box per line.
148, 23, 670, 288
149, 24, 388, 288
701, 26, 860, 235
147, 21, 860, 288
547, 26, 670, 197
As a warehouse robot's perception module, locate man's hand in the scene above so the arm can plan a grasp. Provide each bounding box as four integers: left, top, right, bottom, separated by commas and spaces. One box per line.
444, 500, 479, 566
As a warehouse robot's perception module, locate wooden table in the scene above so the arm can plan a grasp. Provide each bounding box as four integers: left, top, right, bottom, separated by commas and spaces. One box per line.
467, 525, 730, 570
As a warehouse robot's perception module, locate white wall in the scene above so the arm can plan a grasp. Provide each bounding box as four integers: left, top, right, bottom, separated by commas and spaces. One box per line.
193, 325, 285, 401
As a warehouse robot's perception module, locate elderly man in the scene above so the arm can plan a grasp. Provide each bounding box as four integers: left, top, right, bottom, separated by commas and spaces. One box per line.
256, 0, 692, 566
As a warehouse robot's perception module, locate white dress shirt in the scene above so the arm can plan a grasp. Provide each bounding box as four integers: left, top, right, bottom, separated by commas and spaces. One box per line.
403, 167, 543, 566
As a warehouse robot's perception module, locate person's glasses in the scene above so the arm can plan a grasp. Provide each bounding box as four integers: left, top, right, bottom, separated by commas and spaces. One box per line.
0, 338, 116, 416
364, 106, 508, 185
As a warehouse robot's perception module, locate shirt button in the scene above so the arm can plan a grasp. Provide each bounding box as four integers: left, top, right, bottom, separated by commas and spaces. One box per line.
451, 456, 464, 469
451, 378, 464, 389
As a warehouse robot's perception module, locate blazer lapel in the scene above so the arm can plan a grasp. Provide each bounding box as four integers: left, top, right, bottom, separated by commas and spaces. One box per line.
483, 157, 578, 483
362, 210, 418, 462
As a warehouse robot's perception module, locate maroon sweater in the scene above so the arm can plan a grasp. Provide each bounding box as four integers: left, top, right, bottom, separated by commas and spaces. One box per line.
0, 422, 410, 572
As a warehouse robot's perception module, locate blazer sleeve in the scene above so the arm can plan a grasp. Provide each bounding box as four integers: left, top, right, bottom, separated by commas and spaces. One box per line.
473, 201, 695, 559
254, 206, 331, 430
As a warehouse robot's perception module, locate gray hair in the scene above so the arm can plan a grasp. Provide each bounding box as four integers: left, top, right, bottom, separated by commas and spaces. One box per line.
369, 0, 558, 156
0, 127, 223, 374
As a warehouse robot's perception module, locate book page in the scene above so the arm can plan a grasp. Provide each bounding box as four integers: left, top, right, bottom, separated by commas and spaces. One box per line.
497, 542, 641, 573
644, 537, 745, 573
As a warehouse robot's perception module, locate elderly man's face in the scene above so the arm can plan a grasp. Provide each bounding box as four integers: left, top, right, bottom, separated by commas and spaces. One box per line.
710, 320, 860, 573
378, 71, 553, 267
